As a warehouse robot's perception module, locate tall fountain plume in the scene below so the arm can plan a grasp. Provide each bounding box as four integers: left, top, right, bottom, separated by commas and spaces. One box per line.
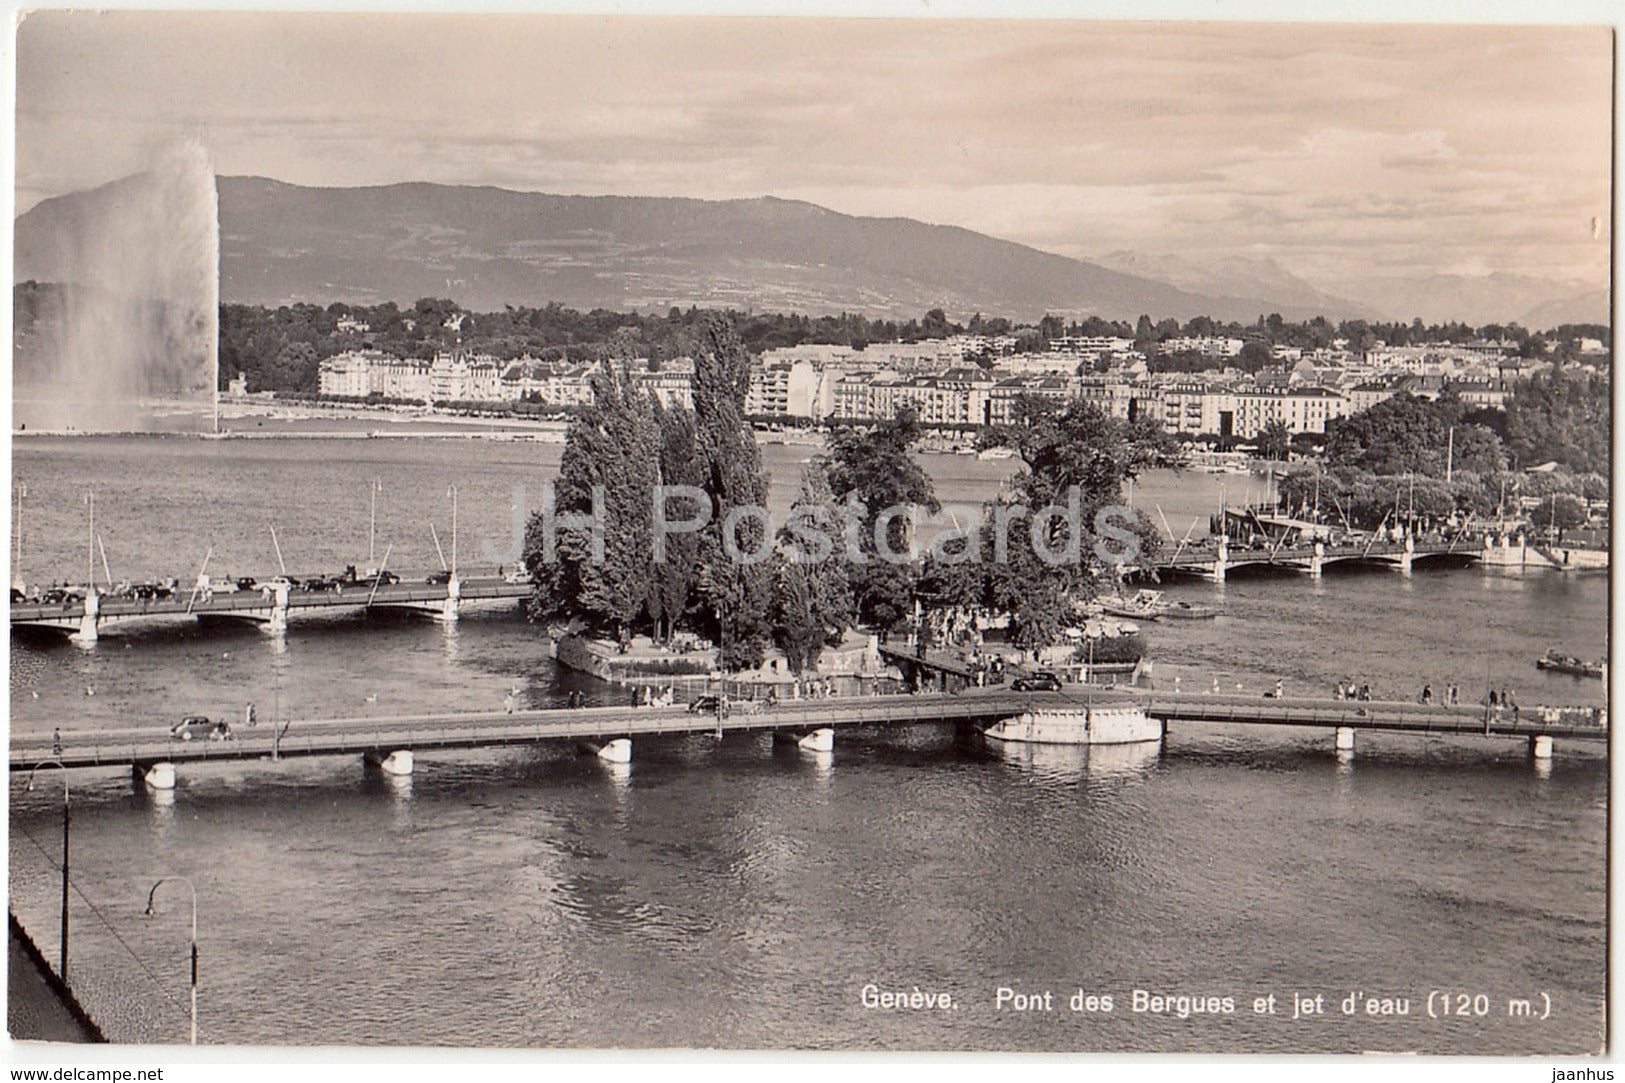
14, 143, 219, 433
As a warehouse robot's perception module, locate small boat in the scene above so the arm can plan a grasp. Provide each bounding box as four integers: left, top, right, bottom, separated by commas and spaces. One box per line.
983, 704, 1163, 746
1535, 650, 1604, 678
1099, 589, 1167, 621
1161, 600, 1219, 620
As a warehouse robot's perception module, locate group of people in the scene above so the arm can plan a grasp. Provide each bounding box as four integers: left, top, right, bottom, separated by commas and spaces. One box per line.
792, 677, 840, 700
1418, 683, 1463, 706
1333, 680, 1372, 701
1487, 687, 1521, 720
634, 685, 677, 708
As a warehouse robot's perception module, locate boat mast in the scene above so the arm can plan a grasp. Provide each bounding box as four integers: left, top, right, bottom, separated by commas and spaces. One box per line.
85, 490, 94, 590
13, 480, 23, 589
369, 478, 380, 566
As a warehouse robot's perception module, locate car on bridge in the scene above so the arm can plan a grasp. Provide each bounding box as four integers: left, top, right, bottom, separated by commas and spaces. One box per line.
169, 716, 232, 741
426, 570, 453, 585
1010, 671, 1063, 693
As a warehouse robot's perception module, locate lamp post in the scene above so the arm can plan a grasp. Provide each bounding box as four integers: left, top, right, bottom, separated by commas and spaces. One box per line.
144, 875, 199, 1045
25, 759, 69, 980
369, 478, 382, 567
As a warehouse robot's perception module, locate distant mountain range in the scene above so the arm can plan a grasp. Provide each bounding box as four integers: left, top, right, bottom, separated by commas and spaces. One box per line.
18, 176, 1364, 324
15, 176, 1604, 327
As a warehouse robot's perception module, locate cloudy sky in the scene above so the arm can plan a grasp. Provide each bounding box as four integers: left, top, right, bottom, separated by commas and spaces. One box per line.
13, 11, 1614, 320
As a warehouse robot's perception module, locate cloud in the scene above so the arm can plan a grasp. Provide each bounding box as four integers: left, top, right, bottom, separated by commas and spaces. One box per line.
14, 13, 1612, 320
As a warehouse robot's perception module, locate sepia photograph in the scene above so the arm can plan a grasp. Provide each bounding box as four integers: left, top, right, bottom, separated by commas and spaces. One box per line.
5, 5, 1613, 1066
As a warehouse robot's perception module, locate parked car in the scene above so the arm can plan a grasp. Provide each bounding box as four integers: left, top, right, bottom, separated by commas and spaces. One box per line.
425, 570, 453, 585
10, 588, 24, 605
687, 695, 721, 715
1011, 671, 1063, 693
170, 715, 231, 741
235, 576, 258, 592
503, 567, 533, 584
303, 576, 334, 592
358, 570, 400, 587
262, 576, 295, 594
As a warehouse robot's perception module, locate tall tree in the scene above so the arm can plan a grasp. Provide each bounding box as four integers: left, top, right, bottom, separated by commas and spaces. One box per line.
773, 460, 855, 672
691, 315, 774, 670
826, 406, 939, 634
1255, 420, 1292, 462
647, 400, 704, 642
923, 396, 1167, 653
524, 360, 658, 644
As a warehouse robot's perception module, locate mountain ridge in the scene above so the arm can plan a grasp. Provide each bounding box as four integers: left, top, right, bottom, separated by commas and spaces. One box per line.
17, 175, 1377, 323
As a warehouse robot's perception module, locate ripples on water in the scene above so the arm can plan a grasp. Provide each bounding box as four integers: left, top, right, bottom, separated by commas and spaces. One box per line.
7, 438, 1608, 1053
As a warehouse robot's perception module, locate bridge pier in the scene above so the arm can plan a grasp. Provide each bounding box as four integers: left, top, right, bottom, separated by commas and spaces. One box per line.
1482, 532, 1528, 572
1398, 535, 1414, 578
774, 727, 834, 753
1307, 541, 1324, 579
133, 761, 177, 790
1206, 538, 1228, 583
1529, 735, 1553, 760
1334, 727, 1356, 753
578, 737, 632, 762
436, 576, 461, 624
69, 591, 99, 646
266, 584, 290, 634
364, 749, 414, 775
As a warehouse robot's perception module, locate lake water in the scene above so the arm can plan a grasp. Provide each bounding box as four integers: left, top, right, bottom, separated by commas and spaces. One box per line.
7, 434, 1608, 1053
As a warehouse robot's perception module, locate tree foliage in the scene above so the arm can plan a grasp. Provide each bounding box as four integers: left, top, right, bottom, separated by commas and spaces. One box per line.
1323, 393, 1505, 477
772, 461, 855, 673
923, 397, 1168, 654
1502, 367, 1610, 474
690, 315, 774, 671
524, 361, 658, 642
825, 406, 940, 633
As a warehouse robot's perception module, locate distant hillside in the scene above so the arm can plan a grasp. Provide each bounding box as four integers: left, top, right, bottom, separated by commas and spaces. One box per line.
18, 176, 1353, 323
1519, 289, 1612, 331
1095, 250, 1373, 320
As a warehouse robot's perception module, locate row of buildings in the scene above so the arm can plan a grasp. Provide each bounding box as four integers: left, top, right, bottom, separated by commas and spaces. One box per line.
315, 339, 1546, 440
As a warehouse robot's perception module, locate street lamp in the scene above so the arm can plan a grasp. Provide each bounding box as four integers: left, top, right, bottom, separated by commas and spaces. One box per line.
144, 875, 199, 1045
25, 759, 69, 981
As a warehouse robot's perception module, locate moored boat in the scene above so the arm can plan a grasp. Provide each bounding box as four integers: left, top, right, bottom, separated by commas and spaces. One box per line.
982, 704, 1163, 745
1534, 649, 1604, 678
1099, 588, 1167, 621
1161, 600, 1218, 620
